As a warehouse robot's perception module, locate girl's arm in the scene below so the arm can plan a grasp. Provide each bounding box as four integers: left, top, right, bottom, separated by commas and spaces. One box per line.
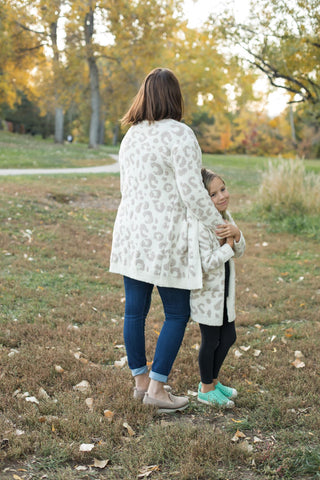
199, 225, 234, 273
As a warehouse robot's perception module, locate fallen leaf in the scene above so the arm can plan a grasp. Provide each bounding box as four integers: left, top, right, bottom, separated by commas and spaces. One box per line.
239, 440, 254, 453
240, 345, 251, 352
38, 387, 49, 400
285, 328, 294, 338
25, 396, 39, 405
13, 475, 24, 480
138, 465, 160, 478
103, 410, 114, 421
294, 350, 303, 358
254, 436, 263, 443
231, 430, 246, 442
54, 365, 64, 374
253, 350, 261, 357
79, 443, 95, 452
123, 422, 135, 436
93, 458, 109, 469
75, 465, 88, 471
114, 356, 127, 368
187, 390, 198, 397
292, 359, 305, 369
73, 381, 91, 394
234, 349, 243, 358
85, 398, 94, 411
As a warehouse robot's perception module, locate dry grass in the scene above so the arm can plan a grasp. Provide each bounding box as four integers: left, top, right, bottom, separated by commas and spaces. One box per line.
259, 157, 320, 216
0, 172, 320, 480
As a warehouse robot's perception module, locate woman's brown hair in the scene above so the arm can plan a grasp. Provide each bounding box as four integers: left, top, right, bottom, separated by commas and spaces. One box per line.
121, 68, 184, 125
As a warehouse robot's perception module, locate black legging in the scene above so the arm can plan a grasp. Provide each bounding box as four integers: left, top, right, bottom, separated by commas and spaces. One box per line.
198, 261, 236, 384
199, 319, 236, 383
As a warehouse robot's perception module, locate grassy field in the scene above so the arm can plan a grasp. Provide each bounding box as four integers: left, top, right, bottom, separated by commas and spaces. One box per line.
0, 131, 118, 169
0, 136, 320, 479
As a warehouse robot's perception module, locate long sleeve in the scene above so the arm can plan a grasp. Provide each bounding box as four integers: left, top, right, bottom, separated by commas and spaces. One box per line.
198, 225, 234, 273
170, 127, 223, 228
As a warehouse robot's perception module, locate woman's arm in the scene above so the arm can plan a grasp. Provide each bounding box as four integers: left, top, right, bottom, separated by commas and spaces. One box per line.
171, 128, 223, 228
216, 213, 245, 258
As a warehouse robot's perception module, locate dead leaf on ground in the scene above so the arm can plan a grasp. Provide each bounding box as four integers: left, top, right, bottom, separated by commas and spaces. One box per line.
294, 350, 304, 358
240, 345, 251, 352
73, 380, 91, 394
79, 443, 95, 452
292, 359, 305, 368
54, 365, 64, 373
93, 458, 109, 469
231, 430, 246, 442
103, 410, 114, 421
114, 356, 127, 368
238, 440, 254, 453
138, 465, 160, 478
85, 398, 94, 411
123, 422, 135, 436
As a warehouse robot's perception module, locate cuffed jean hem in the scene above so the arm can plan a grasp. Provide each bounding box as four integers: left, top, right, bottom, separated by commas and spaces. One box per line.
131, 365, 148, 377
149, 370, 168, 383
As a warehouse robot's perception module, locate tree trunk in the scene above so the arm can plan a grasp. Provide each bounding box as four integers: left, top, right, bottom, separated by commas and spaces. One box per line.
54, 106, 64, 143
112, 123, 120, 146
289, 105, 297, 148
88, 58, 100, 148
50, 20, 64, 144
85, 7, 100, 149
98, 112, 105, 145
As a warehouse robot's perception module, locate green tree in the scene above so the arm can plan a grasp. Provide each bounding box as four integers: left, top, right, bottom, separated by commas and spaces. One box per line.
220, 0, 320, 112
0, 0, 44, 112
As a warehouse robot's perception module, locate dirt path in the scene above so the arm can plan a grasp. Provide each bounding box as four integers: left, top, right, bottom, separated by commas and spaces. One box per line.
0, 154, 119, 175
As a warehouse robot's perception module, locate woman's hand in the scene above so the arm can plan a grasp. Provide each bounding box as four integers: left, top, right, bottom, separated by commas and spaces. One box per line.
226, 236, 234, 249
216, 221, 240, 242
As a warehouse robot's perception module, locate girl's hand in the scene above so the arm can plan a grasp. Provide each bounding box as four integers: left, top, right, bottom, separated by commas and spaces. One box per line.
216, 221, 240, 242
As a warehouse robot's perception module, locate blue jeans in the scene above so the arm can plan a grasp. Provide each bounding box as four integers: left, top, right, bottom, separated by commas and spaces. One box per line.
123, 276, 190, 383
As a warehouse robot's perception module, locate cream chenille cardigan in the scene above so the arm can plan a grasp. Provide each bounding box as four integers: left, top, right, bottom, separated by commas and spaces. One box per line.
190, 211, 246, 326
109, 118, 223, 289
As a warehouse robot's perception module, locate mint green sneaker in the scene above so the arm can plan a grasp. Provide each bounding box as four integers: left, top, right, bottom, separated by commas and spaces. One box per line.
215, 381, 237, 399
197, 383, 234, 408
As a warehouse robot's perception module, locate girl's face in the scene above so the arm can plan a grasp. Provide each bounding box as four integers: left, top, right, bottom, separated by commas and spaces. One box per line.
208, 177, 230, 212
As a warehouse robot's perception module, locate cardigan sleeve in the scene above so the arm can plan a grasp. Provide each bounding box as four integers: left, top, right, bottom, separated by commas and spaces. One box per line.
170, 127, 223, 228
198, 225, 234, 273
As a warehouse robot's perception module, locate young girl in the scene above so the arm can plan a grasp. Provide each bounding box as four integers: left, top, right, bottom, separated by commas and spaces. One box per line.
190, 168, 246, 408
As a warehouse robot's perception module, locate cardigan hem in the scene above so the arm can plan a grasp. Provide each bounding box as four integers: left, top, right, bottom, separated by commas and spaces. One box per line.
109, 264, 202, 290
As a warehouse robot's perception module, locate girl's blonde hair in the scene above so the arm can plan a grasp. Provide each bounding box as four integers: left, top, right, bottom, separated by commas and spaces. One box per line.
201, 167, 225, 191
201, 168, 227, 218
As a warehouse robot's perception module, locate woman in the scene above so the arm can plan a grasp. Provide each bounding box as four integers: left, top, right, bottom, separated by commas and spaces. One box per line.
109, 68, 223, 413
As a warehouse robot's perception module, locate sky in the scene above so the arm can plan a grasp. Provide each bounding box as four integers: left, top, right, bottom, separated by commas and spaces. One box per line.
182, 0, 290, 117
